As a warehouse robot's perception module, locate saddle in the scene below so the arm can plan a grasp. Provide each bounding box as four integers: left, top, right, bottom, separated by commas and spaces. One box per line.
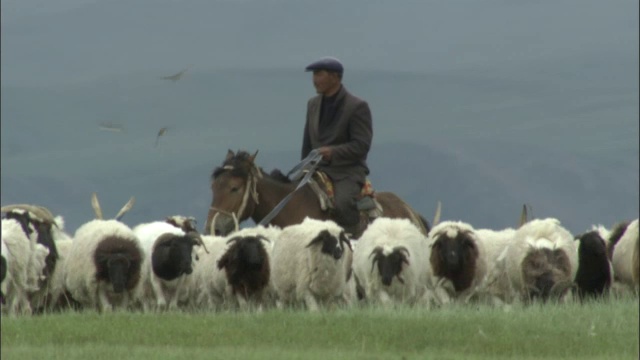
305, 170, 383, 219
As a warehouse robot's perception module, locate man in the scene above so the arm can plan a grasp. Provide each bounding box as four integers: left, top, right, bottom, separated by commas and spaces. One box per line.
301, 56, 373, 235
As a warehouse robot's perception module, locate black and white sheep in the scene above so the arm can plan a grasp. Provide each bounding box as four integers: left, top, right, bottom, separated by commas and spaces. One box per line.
1, 215, 50, 315
607, 219, 639, 292
427, 221, 488, 303
215, 226, 281, 310
64, 194, 142, 312
353, 218, 433, 306
133, 221, 206, 311
505, 218, 578, 303
271, 218, 353, 311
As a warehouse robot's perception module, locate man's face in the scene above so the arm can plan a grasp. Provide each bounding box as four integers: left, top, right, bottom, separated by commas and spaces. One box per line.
312, 70, 339, 95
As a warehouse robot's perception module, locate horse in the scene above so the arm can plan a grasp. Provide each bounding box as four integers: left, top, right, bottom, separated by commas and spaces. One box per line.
204, 150, 434, 238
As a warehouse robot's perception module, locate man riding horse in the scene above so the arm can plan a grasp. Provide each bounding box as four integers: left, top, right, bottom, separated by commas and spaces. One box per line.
301, 56, 373, 236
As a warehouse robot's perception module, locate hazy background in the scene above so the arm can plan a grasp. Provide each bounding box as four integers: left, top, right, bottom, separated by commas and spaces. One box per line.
1, 0, 638, 234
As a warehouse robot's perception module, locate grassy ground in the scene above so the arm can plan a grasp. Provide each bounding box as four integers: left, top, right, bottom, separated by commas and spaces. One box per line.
2, 297, 638, 360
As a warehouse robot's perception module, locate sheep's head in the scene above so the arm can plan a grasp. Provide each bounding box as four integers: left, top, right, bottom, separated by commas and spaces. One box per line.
306, 230, 351, 260
430, 229, 478, 274
216, 235, 271, 299
369, 246, 410, 286
94, 236, 142, 293
152, 233, 201, 279
522, 246, 572, 302
429, 224, 479, 293
218, 235, 270, 271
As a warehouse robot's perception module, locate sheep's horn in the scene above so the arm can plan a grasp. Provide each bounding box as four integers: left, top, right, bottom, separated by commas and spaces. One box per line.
209, 212, 219, 236
225, 236, 242, 244
395, 246, 411, 260
256, 235, 271, 243
518, 204, 529, 229
432, 201, 442, 227
91, 193, 104, 220
114, 197, 135, 221
187, 231, 209, 254
1, 204, 58, 226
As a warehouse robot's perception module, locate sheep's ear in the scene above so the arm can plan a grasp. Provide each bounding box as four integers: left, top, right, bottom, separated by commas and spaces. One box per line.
306, 230, 330, 248
225, 149, 235, 161
339, 232, 352, 251
217, 254, 229, 270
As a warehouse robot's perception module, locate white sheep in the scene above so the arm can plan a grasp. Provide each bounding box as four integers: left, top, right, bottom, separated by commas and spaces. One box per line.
270, 218, 353, 311
505, 218, 578, 303
132, 221, 204, 312
182, 234, 230, 310
609, 219, 639, 291
353, 218, 432, 307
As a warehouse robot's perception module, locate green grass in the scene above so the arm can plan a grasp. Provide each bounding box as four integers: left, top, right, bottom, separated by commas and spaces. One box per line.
2, 298, 638, 360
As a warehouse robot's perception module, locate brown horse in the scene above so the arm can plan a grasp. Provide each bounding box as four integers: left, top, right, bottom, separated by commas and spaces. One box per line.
205, 150, 432, 238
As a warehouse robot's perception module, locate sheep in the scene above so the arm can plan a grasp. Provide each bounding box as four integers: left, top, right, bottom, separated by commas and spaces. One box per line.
608, 219, 639, 292
352, 218, 433, 307
572, 229, 613, 301
427, 221, 488, 303
1, 217, 50, 315
1, 246, 6, 304
270, 218, 353, 311
505, 218, 578, 303
132, 221, 206, 311
64, 193, 142, 312
182, 234, 230, 310
215, 226, 281, 310
1, 205, 62, 292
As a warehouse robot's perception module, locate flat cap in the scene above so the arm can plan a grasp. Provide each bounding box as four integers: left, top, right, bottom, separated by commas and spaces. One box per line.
305, 57, 344, 74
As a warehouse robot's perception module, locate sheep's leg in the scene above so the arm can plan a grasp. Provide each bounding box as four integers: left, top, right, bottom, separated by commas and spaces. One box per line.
303, 291, 320, 312
97, 288, 112, 313
168, 277, 186, 310
151, 279, 167, 310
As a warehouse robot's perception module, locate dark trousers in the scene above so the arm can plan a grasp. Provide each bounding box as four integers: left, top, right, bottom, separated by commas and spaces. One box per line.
332, 178, 362, 229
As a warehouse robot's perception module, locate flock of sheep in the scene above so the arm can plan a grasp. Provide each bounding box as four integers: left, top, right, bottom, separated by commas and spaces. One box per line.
1, 195, 638, 316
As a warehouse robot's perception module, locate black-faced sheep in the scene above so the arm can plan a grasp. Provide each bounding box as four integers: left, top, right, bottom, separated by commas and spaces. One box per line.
428, 221, 487, 303
216, 226, 280, 310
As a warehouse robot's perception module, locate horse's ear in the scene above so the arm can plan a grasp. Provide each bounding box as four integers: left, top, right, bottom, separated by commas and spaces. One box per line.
226, 149, 235, 161
249, 150, 259, 163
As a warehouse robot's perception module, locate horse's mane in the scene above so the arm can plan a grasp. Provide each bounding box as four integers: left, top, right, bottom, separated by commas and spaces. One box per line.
268, 169, 293, 183
211, 151, 255, 180
210, 150, 294, 184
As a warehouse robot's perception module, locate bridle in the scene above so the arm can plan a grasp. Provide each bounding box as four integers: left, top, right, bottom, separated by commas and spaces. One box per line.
209, 164, 262, 230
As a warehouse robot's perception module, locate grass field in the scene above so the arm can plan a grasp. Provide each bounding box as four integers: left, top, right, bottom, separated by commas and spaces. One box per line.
2, 297, 638, 360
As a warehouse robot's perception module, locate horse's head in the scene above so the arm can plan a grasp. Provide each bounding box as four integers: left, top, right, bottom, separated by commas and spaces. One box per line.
205, 149, 262, 236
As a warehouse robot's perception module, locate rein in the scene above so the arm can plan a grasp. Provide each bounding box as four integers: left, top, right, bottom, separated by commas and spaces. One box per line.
257, 149, 323, 226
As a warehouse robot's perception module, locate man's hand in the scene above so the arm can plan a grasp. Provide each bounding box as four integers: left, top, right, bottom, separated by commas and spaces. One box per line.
317, 146, 333, 161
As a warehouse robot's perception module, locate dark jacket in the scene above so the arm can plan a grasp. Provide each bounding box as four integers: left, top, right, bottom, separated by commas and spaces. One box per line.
301, 86, 373, 181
